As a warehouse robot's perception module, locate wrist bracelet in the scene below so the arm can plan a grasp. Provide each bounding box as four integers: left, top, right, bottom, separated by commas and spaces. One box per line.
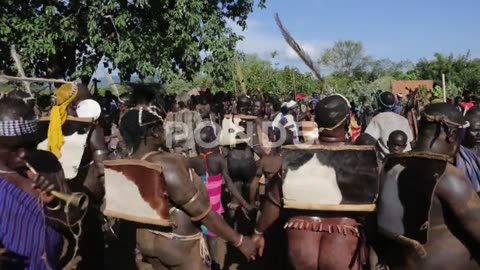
254, 229, 263, 235
234, 235, 244, 247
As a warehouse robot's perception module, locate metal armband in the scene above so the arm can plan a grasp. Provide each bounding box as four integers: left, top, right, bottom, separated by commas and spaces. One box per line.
93, 150, 108, 159
180, 190, 213, 222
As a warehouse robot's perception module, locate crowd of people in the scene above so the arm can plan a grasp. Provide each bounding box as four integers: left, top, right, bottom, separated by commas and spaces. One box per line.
1, 80, 480, 270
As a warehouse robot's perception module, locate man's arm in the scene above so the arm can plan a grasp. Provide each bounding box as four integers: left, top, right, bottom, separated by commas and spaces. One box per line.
151, 155, 256, 259
85, 125, 108, 202
436, 166, 480, 262
252, 174, 282, 256
249, 158, 264, 205
222, 158, 250, 209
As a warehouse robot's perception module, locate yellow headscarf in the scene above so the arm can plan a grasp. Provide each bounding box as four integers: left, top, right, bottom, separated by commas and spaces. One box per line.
47, 83, 78, 158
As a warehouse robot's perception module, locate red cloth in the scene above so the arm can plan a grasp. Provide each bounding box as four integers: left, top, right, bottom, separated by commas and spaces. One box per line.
461, 101, 474, 111
295, 93, 304, 100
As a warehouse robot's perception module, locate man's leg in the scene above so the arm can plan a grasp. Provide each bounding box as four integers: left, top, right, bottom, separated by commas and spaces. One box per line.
287, 229, 321, 270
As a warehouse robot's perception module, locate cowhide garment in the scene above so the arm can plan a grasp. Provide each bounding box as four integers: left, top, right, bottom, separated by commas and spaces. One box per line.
37, 118, 93, 179
281, 145, 379, 211
378, 152, 448, 245
103, 159, 171, 227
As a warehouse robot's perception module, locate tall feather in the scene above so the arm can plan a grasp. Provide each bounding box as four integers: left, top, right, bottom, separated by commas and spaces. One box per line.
274, 13, 323, 82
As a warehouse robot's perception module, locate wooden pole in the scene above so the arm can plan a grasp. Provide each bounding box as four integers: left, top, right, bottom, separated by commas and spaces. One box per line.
10, 46, 32, 96
442, 73, 447, 102
0, 75, 72, 84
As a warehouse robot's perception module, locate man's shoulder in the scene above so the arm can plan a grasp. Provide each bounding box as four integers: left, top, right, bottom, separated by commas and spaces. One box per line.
145, 152, 187, 165
436, 163, 473, 198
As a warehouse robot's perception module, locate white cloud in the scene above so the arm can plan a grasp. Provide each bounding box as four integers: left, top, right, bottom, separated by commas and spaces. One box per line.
229, 19, 331, 70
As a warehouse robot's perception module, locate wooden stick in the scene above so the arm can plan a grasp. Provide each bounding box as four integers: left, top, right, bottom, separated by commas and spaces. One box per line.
103, 67, 122, 102
10, 46, 32, 96
442, 73, 447, 102
0, 75, 73, 85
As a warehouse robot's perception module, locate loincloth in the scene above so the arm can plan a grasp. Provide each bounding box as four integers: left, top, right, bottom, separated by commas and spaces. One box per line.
284, 216, 360, 237
149, 231, 210, 265
285, 216, 367, 268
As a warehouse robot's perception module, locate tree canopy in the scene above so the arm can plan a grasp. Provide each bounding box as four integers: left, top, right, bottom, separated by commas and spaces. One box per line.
0, 0, 265, 82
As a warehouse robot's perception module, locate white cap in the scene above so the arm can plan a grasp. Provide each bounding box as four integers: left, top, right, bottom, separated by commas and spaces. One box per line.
76, 99, 101, 120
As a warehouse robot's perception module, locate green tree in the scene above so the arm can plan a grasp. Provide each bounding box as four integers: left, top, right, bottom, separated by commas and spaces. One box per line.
414, 52, 480, 92
320, 40, 371, 77
0, 0, 265, 83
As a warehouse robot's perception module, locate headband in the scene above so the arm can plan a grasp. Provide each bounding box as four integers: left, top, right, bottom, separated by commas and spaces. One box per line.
377, 94, 394, 108
136, 105, 164, 127
0, 119, 38, 137
422, 112, 468, 128
318, 117, 348, 133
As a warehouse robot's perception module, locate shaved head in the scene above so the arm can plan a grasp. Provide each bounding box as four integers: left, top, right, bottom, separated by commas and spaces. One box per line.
0, 97, 34, 121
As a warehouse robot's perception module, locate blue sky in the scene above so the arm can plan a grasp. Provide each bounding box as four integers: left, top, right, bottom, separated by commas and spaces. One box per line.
233, 0, 480, 69
94, 0, 478, 83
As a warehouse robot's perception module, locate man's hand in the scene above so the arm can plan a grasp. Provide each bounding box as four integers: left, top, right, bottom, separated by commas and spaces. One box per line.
27, 170, 58, 203
252, 234, 265, 257
237, 236, 257, 260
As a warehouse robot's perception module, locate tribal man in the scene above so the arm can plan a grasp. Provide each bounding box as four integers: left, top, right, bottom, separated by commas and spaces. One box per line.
253, 95, 377, 269
365, 91, 413, 157
456, 107, 480, 192
0, 97, 83, 269
118, 85, 256, 270
378, 103, 480, 269
221, 95, 258, 220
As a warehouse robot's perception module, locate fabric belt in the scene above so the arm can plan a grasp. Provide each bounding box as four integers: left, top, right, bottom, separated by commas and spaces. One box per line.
149, 231, 210, 265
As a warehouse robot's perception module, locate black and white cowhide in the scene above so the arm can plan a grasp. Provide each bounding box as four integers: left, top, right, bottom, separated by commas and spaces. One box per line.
281, 145, 379, 212
378, 152, 448, 245
37, 117, 94, 180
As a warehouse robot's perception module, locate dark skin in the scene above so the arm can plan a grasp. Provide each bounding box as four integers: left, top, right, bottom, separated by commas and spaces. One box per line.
253, 124, 354, 269
387, 134, 408, 154
189, 146, 250, 210
226, 143, 257, 206
463, 112, 480, 157
189, 145, 249, 268
128, 125, 256, 270
252, 101, 269, 158
249, 147, 282, 205
0, 110, 82, 256
381, 122, 480, 269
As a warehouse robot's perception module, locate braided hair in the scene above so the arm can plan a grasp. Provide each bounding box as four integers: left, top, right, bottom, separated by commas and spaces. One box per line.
119, 108, 164, 153
418, 102, 465, 148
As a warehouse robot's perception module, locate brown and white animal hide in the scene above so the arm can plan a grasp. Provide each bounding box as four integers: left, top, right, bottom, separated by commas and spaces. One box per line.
103, 159, 171, 226
378, 152, 448, 245
281, 145, 378, 212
